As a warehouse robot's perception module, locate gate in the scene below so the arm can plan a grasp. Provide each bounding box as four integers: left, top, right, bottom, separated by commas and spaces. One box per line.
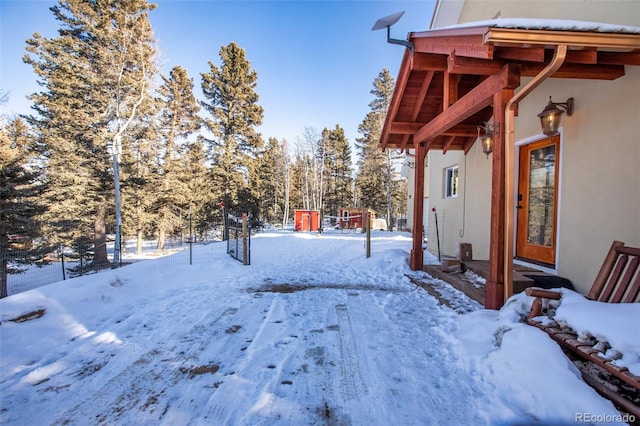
226, 213, 250, 265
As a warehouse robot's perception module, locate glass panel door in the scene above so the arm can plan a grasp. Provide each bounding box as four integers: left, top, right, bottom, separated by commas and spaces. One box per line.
516, 136, 560, 266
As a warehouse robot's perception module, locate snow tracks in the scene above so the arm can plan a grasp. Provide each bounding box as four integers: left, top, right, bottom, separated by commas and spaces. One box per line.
6, 283, 485, 425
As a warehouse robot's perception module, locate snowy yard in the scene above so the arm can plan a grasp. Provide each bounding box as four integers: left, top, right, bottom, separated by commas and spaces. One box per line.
1, 230, 637, 425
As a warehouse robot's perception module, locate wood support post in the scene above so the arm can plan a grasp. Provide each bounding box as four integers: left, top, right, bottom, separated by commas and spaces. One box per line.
485, 89, 513, 309
410, 144, 426, 270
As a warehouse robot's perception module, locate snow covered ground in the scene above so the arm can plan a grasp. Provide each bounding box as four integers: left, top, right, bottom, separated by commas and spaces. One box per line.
1, 229, 638, 425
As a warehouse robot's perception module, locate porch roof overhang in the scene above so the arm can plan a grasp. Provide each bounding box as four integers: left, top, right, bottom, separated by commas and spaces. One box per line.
383, 19, 640, 308
379, 19, 640, 153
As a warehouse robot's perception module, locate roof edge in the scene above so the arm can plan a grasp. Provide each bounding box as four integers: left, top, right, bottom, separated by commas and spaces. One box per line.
432, 18, 640, 35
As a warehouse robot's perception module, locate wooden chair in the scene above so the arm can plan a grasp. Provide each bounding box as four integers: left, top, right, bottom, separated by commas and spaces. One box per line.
525, 241, 640, 416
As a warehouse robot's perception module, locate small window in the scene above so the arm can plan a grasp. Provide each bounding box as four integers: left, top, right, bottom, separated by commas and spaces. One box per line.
445, 165, 459, 198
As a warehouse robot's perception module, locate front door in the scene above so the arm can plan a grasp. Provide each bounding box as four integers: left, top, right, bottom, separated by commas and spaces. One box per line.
516, 135, 560, 266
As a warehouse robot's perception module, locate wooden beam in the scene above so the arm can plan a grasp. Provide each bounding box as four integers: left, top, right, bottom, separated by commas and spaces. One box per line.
412, 71, 434, 118
423, 138, 438, 152
494, 46, 545, 62
412, 53, 448, 71
401, 70, 434, 152
390, 122, 423, 134
444, 124, 479, 137
412, 34, 494, 59
557, 48, 598, 64
413, 63, 520, 144
443, 71, 460, 109
597, 51, 640, 66
521, 62, 625, 80
380, 49, 412, 151
399, 134, 411, 152
441, 136, 457, 154
448, 51, 505, 75
463, 136, 477, 154
390, 122, 478, 137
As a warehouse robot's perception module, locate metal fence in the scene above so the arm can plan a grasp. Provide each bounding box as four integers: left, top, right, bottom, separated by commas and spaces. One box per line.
2, 235, 230, 297
225, 212, 251, 265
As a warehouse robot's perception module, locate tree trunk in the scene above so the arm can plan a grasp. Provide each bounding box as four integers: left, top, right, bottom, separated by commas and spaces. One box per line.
136, 228, 143, 255
157, 227, 165, 253
283, 166, 290, 227
93, 205, 109, 265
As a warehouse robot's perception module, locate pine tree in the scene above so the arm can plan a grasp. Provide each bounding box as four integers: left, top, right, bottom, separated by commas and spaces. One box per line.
200, 42, 264, 212
121, 115, 159, 255
255, 137, 288, 223
355, 111, 386, 213
355, 68, 402, 227
320, 125, 353, 218
0, 116, 46, 298
23, 0, 158, 266
182, 140, 211, 239
281, 138, 292, 227
289, 151, 309, 211
152, 65, 201, 252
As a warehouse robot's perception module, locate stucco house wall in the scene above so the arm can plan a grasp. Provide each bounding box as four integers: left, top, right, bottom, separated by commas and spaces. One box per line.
514, 70, 640, 292
424, 0, 640, 294
426, 143, 493, 261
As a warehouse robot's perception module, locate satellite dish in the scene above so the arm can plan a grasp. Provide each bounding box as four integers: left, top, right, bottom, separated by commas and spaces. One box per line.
371, 11, 405, 31
371, 11, 414, 52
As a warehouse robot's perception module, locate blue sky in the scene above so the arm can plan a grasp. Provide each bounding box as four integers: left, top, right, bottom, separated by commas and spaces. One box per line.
1, 0, 436, 148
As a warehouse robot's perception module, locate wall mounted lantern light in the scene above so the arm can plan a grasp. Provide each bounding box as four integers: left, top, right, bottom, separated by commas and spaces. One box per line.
477, 122, 498, 158
537, 96, 574, 136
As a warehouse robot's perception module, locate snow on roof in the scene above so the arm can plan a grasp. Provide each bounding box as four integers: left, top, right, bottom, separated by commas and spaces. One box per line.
439, 18, 640, 34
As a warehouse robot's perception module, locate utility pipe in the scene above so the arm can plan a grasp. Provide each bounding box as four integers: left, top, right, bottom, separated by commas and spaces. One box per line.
503, 45, 568, 303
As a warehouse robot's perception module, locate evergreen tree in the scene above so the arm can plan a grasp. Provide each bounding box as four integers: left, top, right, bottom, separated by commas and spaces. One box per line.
355, 68, 402, 227
121, 115, 159, 255
355, 111, 386, 213
392, 177, 408, 227
281, 139, 292, 227
200, 42, 264, 212
152, 65, 201, 252
255, 137, 288, 223
0, 117, 46, 298
182, 140, 211, 239
23, 0, 158, 266
289, 150, 309, 211
320, 125, 353, 218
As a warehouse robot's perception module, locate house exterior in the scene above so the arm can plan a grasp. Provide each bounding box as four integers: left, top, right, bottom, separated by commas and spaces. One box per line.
383, 0, 640, 308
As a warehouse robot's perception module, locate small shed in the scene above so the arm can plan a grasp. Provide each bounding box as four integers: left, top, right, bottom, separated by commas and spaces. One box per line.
294, 209, 320, 232
338, 208, 375, 230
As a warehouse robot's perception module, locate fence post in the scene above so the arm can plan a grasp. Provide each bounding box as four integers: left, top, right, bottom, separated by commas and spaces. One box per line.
189, 206, 193, 265
242, 213, 248, 265
222, 203, 228, 241
60, 244, 66, 280
366, 210, 371, 258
